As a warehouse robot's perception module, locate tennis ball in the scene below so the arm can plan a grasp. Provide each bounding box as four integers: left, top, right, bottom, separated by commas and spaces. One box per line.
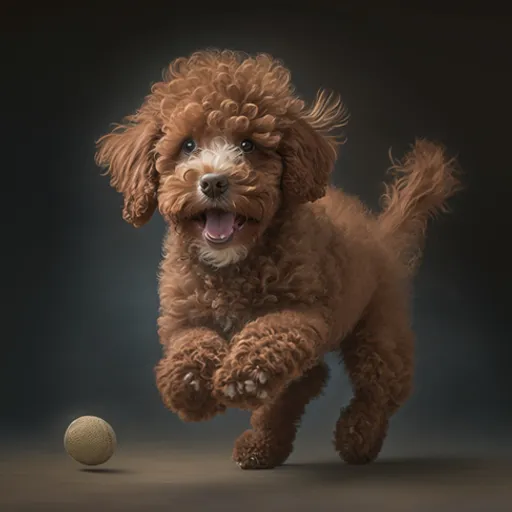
64, 415, 117, 466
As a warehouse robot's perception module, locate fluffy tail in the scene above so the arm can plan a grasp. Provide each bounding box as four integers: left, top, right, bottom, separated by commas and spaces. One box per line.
378, 139, 462, 274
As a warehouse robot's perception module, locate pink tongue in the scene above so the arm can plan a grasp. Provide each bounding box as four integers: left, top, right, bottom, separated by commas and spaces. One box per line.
204, 210, 236, 239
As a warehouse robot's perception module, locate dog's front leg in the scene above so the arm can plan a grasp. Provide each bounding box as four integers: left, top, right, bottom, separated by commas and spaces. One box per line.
155, 326, 229, 422
213, 309, 329, 410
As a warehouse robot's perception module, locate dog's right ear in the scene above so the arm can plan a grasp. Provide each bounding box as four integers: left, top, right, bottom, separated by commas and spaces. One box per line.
95, 111, 162, 228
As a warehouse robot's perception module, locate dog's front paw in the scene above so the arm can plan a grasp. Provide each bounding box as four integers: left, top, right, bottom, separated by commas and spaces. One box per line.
334, 401, 388, 464
155, 349, 226, 422
233, 430, 293, 469
213, 345, 291, 409
219, 365, 270, 401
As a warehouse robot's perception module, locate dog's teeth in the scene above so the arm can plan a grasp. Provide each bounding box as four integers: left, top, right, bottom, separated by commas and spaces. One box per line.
190, 380, 200, 391
225, 384, 236, 398
258, 390, 268, 399
237, 381, 245, 393
184, 372, 194, 383
258, 372, 268, 384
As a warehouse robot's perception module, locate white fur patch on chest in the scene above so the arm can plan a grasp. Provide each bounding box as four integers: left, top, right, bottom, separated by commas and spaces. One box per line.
197, 243, 248, 269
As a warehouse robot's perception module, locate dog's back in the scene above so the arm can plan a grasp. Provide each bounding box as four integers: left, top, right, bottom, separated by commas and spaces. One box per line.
318, 139, 461, 278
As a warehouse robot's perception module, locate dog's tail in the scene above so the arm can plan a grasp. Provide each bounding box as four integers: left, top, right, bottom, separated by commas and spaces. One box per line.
378, 139, 461, 274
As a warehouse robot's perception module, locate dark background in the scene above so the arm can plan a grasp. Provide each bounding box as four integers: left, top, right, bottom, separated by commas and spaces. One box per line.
2, 3, 511, 455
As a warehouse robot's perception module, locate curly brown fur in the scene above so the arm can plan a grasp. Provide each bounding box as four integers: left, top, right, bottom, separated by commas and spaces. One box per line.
233, 362, 329, 469
379, 141, 462, 273
154, 327, 228, 422
96, 49, 460, 468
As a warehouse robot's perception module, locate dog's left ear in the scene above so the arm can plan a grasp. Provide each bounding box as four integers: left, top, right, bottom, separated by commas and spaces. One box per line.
280, 91, 346, 204
280, 119, 339, 204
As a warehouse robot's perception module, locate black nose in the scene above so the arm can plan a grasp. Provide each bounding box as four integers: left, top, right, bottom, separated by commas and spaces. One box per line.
199, 173, 229, 199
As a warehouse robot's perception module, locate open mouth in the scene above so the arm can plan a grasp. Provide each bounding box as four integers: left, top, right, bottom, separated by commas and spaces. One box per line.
192, 209, 248, 246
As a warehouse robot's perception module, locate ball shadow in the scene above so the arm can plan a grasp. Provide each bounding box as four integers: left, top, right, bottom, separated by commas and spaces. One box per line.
80, 468, 133, 475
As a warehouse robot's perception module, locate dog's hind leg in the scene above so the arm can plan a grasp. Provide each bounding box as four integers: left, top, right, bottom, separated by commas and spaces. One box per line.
233, 361, 329, 469
335, 285, 414, 464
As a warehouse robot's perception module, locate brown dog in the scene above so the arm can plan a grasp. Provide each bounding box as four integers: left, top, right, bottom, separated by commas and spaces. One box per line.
96, 50, 460, 469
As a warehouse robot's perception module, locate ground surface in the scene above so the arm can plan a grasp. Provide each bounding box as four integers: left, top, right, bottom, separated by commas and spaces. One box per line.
1, 443, 511, 511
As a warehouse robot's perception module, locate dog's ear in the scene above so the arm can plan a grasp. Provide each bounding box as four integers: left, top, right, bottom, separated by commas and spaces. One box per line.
95, 112, 161, 228
279, 90, 347, 204
280, 119, 338, 204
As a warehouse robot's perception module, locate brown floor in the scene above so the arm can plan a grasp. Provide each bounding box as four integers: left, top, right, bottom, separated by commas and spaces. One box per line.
1, 444, 511, 512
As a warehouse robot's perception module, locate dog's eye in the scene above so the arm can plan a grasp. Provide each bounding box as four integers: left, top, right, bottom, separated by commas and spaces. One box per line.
240, 139, 255, 153
182, 139, 197, 155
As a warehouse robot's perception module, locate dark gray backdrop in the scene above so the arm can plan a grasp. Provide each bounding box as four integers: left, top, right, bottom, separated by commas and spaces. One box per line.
2, 4, 511, 454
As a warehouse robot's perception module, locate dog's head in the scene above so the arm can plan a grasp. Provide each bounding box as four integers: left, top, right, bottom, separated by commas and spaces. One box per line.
96, 50, 347, 267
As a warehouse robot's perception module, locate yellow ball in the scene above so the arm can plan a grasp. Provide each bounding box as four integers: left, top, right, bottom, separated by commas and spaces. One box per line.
64, 416, 117, 466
